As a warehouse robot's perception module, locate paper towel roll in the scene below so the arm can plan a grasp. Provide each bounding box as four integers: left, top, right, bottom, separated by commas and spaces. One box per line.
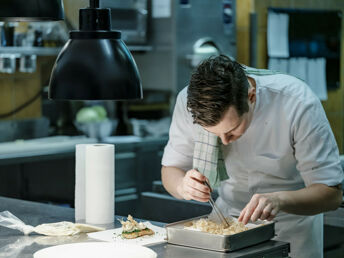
75, 144, 115, 224
85, 144, 115, 225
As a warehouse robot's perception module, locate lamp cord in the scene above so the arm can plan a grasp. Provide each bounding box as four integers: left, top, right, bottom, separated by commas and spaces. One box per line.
0, 88, 43, 119
90, 0, 100, 8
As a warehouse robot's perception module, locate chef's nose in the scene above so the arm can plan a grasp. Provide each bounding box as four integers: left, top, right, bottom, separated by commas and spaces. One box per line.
220, 134, 230, 145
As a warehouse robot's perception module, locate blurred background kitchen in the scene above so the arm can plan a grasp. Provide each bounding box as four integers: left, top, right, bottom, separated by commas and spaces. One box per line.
0, 0, 343, 256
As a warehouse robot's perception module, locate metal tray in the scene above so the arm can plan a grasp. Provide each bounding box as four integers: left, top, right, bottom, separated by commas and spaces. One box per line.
165, 215, 275, 252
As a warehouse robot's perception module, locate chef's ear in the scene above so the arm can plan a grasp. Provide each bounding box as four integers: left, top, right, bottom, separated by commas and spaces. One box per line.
247, 80, 256, 103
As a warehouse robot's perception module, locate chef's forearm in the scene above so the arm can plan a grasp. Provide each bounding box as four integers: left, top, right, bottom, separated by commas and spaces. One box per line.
161, 166, 186, 199
277, 183, 343, 215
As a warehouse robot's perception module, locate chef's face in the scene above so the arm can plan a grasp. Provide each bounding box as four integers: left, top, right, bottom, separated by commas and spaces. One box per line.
204, 78, 256, 145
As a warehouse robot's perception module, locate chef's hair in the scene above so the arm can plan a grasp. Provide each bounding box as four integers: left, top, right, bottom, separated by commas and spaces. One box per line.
187, 55, 250, 126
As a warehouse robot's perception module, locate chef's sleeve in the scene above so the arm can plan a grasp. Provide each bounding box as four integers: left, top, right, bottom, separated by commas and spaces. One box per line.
293, 98, 344, 187
161, 88, 194, 171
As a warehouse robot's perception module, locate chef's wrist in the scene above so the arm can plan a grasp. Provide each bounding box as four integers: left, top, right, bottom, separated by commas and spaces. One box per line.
176, 177, 186, 200
275, 191, 291, 211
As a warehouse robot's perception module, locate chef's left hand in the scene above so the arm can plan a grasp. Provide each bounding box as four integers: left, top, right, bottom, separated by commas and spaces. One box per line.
238, 193, 281, 224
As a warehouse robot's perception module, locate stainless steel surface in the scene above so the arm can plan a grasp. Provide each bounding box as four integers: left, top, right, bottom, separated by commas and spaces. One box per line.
175, 0, 236, 92
203, 181, 230, 228
166, 215, 275, 252
0, 47, 62, 56
0, 117, 50, 142
0, 197, 291, 258
0, 136, 97, 156
101, 0, 148, 45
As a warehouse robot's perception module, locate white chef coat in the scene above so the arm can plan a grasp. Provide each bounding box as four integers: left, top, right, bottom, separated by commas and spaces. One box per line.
162, 73, 344, 258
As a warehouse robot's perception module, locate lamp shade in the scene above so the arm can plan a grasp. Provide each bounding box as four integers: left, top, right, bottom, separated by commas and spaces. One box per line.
48, 1, 142, 100
0, 0, 64, 21
49, 37, 142, 100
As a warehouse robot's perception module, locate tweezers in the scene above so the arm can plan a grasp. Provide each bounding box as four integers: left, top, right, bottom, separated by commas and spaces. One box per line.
204, 181, 230, 228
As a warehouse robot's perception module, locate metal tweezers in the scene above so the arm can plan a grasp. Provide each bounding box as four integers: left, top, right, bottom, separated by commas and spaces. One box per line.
204, 181, 230, 228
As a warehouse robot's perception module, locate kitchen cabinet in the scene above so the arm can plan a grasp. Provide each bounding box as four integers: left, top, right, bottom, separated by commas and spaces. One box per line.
0, 136, 168, 217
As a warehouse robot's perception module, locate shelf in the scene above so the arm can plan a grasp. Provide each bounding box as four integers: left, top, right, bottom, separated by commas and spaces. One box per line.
0, 45, 152, 56
0, 47, 63, 56
127, 45, 153, 52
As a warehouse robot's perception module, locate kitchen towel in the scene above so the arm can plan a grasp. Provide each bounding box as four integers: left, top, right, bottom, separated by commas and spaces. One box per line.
75, 144, 115, 225
307, 58, 327, 101
193, 129, 228, 188
267, 11, 289, 58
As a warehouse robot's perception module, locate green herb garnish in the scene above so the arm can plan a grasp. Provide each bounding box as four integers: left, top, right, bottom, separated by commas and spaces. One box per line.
122, 228, 149, 234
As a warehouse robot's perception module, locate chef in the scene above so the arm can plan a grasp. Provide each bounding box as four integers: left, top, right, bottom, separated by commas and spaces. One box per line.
161, 55, 344, 258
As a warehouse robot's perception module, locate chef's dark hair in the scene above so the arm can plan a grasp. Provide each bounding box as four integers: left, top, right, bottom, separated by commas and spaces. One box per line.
187, 55, 250, 126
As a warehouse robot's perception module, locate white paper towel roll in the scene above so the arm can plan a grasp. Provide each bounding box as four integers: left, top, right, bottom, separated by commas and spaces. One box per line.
75, 144, 115, 224
85, 144, 115, 225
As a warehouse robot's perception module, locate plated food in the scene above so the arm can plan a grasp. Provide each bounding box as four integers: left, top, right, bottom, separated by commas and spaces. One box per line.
119, 215, 155, 239
184, 217, 248, 235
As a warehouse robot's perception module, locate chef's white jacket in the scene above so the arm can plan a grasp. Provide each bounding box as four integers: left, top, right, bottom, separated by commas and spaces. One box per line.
162, 73, 344, 258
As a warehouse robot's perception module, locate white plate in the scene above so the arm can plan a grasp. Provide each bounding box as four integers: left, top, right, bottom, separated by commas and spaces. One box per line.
33, 242, 157, 258
87, 222, 166, 246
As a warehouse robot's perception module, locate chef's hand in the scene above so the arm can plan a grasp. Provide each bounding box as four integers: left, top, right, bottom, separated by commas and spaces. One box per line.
238, 193, 281, 224
177, 169, 211, 202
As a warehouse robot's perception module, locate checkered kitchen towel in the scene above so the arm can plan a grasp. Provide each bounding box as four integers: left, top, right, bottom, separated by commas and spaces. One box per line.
193, 128, 228, 188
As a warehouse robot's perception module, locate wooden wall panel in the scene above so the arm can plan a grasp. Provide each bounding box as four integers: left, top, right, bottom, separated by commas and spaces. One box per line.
236, 0, 253, 65
0, 59, 43, 120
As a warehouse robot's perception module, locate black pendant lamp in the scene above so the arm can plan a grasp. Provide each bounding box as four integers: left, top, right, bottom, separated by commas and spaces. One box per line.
0, 0, 64, 21
48, 0, 142, 100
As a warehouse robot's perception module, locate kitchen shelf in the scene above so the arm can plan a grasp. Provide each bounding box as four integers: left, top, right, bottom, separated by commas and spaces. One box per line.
127, 45, 153, 52
0, 45, 153, 56
0, 47, 62, 56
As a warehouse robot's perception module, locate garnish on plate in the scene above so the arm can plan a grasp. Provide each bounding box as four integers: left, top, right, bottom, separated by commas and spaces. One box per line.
119, 215, 154, 239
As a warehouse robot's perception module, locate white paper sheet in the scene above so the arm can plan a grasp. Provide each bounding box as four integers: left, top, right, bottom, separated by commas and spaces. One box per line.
288, 57, 307, 82
87, 222, 166, 246
268, 58, 289, 73
307, 58, 327, 100
267, 12, 289, 58
152, 0, 171, 18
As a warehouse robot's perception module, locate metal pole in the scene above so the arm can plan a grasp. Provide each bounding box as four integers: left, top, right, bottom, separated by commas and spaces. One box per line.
90, 0, 100, 8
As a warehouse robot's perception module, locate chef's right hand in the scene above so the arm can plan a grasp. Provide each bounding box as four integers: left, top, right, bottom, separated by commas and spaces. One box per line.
177, 169, 211, 202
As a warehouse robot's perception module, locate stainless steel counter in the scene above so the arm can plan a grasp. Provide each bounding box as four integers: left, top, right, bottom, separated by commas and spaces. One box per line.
0, 197, 290, 258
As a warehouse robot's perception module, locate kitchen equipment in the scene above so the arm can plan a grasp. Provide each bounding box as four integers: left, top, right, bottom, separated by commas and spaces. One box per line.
174, 0, 236, 92
74, 120, 118, 139
187, 37, 220, 68
101, 0, 148, 45
19, 55, 36, 73
0, 0, 63, 22
166, 215, 275, 252
49, 0, 142, 101
203, 181, 230, 228
0, 53, 16, 73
